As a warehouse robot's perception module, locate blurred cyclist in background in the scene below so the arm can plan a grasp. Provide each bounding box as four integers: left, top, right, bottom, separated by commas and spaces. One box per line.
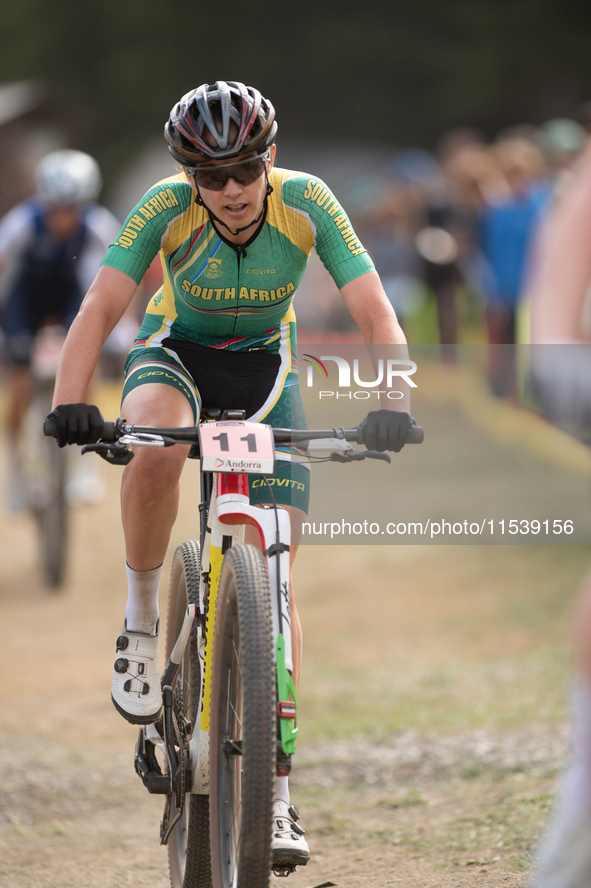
0, 149, 120, 507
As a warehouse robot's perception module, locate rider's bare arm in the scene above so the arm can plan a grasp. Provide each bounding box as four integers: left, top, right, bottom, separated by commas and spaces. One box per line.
340, 270, 407, 346
52, 266, 138, 408
340, 270, 411, 412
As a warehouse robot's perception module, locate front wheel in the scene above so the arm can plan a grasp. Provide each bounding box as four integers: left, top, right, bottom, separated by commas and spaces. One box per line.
209, 544, 276, 888
166, 540, 212, 888
38, 439, 67, 588
23, 394, 68, 589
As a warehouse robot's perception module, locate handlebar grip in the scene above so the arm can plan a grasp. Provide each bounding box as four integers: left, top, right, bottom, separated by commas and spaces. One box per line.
356, 423, 424, 447
408, 425, 424, 444
43, 417, 118, 442
43, 416, 57, 438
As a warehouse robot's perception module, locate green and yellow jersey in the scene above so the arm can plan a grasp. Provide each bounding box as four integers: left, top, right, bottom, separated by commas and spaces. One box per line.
101, 166, 374, 352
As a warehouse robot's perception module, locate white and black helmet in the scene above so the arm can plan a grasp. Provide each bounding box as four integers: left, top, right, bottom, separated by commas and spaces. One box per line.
165, 81, 277, 166
35, 150, 102, 205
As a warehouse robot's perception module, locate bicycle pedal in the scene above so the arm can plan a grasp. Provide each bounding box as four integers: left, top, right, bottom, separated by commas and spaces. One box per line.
134, 729, 170, 795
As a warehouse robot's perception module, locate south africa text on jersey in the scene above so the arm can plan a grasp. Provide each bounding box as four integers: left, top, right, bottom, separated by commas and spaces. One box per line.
180, 280, 296, 302
115, 189, 180, 248
303, 179, 365, 256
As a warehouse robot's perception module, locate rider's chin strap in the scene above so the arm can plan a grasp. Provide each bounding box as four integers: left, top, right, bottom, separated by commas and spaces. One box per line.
203, 200, 266, 237
193, 170, 273, 238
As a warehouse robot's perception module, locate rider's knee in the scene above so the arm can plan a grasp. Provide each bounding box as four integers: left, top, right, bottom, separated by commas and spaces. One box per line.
127, 443, 187, 490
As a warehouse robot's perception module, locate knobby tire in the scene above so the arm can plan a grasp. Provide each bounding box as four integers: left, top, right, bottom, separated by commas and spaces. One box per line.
166, 540, 212, 888
25, 392, 68, 589
209, 544, 275, 888
39, 435, 68, 588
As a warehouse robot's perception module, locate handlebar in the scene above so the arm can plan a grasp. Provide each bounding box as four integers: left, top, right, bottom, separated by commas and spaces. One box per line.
44, 416, 424, 448
272, 425, 424, 446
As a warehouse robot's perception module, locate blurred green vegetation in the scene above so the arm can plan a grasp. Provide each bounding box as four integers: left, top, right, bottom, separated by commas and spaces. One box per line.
2, 0, 591, 184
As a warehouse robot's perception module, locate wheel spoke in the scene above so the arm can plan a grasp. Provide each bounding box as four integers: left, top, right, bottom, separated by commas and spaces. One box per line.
229, 700, 242, 730
227, 776, 242, 885
232, 634, 243, 679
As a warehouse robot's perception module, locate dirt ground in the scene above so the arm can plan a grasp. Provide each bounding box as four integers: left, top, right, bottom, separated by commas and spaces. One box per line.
0, 424, 576, 888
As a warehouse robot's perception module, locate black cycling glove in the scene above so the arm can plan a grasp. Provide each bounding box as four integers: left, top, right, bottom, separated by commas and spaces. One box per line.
45, 403, 104, 448
358, 409, 415, 452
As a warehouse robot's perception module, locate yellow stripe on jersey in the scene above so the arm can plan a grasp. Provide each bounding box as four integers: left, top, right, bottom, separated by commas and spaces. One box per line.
161, 200, 209, 257
266, 169, 316, 254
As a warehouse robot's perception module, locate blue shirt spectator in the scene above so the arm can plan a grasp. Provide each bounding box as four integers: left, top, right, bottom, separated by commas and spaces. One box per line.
479, 180, 551, 309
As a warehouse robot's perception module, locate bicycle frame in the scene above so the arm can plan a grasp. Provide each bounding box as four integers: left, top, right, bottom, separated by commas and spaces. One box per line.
43, 406, 423, 881
61, 413, 422, 851
191, 469, 296, 794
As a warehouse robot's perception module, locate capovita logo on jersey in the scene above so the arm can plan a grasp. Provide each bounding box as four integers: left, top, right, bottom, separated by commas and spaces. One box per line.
302, 353, 417, 401
203, 257, 223, 279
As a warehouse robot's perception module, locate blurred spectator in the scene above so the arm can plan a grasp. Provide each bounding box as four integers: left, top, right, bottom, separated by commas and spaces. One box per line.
438, 138, 510, 342
386, 149, 464, 348
359, 164, 424, 328
539, 118, 588, 191
441, 138, 509, 214
478, 137, 551, 393
360, 147, 476, 348
290, 121, 584, 352
414, 202, 462, 348
438, 127, 486, 165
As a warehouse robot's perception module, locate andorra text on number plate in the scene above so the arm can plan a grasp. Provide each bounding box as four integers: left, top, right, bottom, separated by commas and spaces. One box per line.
198, 421, 276, 474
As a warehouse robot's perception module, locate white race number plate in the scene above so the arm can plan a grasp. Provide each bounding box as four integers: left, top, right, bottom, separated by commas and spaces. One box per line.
198, 421, 276, 474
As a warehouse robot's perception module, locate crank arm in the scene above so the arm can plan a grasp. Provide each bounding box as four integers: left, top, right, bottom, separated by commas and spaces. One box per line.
162, 685, 180, 795
159, 604, 197, 800
161, 603, 197, 690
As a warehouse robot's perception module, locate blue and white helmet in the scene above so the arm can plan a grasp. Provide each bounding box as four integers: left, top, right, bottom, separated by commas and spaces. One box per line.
35, 150, 102, 205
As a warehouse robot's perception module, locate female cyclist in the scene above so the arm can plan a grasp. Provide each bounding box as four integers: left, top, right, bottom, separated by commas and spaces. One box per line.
47, 81, 415, 867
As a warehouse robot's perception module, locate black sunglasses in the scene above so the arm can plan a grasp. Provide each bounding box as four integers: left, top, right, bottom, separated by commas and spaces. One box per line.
188, 150, 270, 191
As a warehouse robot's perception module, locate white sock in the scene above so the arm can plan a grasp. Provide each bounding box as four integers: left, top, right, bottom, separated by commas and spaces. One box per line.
124, 562, 162, 634
274, 775, 290, 804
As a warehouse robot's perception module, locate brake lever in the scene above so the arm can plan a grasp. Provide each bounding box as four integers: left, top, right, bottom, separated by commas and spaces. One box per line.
82, 442, 135, 465
365, 449, 392, 463
329, 448, 391, 464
